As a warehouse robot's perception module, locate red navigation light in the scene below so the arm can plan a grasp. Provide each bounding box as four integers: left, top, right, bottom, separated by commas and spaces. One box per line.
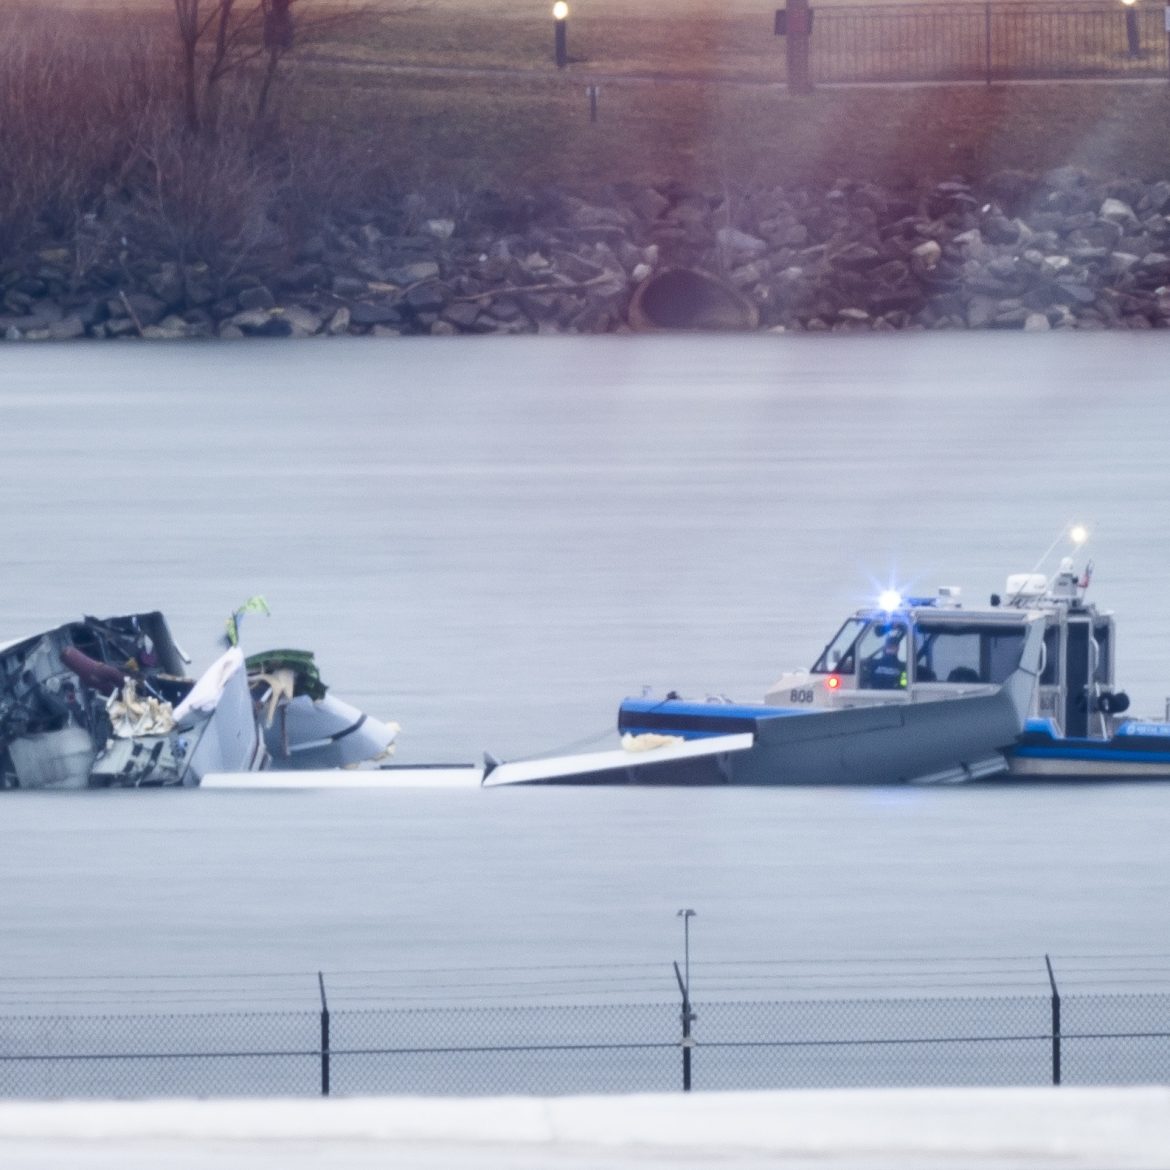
827, 675, 841, 690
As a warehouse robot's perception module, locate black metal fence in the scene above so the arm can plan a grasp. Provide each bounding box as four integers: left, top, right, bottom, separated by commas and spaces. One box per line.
3, 987, 1169, 1099
801, 2, 1168, 84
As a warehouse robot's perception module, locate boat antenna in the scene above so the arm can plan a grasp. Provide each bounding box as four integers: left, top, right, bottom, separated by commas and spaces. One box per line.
1027, 521, 1088, 577
1005, 522, 1090, 607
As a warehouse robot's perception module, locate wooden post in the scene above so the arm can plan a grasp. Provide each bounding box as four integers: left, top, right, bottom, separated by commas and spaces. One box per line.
1165, 0, 1170, 77
786, 0, 813, 94
984, 0, 992, 85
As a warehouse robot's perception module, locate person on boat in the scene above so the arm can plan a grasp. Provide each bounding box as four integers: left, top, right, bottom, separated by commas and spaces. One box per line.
869, 635, 907, 689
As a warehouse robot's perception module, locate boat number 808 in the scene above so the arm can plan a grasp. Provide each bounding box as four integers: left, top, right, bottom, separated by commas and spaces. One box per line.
789, 688, 815, 703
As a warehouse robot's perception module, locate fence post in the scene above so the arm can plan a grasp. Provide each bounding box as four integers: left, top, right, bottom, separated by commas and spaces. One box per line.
1124, 3, 1141, 57
318, 971, 331, 1097
1165, 0, 1170, 79
673, 961, 696, 1091
1045, 954, 1061, 1086
984, 0, 992, 85
785, 0, 813, 94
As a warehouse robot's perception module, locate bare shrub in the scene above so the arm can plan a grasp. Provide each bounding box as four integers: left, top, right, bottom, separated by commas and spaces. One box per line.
267, 121, 395, 234
173, 0, 366, 133
0, 7, 296, 282
0, 3, 392, 289
0, 7, 175, 250
118, 111, 285, 282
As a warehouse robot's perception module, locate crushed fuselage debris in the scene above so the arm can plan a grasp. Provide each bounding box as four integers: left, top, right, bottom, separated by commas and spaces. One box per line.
0, 612, 397, 789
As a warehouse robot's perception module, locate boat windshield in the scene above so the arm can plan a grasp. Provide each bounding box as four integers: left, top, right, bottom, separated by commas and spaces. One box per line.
856, 621, 911, 689
914, 623, 1026, 685
811, 618, 867, 674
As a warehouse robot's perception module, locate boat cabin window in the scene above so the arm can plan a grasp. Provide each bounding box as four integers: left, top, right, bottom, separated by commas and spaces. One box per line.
1040, 626, 1060, 685
916, 624, 1026, 685
811, 618, 867, 675
1093, 623, 1111, 685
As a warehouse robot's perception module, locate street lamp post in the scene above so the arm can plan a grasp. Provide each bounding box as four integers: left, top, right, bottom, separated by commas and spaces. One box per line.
553, 2, 569, 68
677, 908, 695, 993
1121, 0, 1141, 57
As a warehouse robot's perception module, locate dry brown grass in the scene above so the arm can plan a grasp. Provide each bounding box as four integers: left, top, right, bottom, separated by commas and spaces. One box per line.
26, 0, 1154, 86
0, 8, 166, 245
0, 5, 309, 272
285, 62, 1170, 193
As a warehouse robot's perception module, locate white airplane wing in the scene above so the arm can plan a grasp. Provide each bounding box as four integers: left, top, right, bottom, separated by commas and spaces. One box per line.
481, 733, 754, 787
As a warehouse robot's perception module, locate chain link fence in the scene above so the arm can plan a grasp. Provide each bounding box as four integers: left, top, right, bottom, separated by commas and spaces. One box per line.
800, 2, 1168, 84
0, 1010, 316, 1099
2, 985, 1169, 1099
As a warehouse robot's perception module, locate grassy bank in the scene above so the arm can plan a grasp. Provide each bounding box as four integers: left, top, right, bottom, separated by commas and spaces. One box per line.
16, 1, 1170, 192
279, 0, 1170, 190
298, 67, 1170, 193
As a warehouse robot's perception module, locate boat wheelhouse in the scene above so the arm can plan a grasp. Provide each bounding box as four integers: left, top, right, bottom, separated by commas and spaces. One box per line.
1002, 559, 1170, 780
767, 586, 1042, 708
609, 587, 1044, 786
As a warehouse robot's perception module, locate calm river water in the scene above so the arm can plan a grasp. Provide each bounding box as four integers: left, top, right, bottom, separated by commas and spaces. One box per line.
1, 332, 1169, 1008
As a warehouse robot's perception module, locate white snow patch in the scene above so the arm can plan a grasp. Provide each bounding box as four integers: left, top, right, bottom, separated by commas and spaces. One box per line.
0, 1087, 1169, 1168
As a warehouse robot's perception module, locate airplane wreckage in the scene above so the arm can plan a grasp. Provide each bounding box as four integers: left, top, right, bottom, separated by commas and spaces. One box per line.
0, 604, 398, 789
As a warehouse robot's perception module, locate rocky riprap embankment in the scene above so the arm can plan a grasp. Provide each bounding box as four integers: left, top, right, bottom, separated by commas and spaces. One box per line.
5, 167, 1170, 340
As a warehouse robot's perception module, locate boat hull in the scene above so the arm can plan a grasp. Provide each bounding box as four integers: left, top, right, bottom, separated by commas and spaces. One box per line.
1007, 719, 1170, 781
612, 689, 1025, 786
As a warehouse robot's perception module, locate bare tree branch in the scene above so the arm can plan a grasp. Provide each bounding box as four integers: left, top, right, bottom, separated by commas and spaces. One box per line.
170, 0, 370, 133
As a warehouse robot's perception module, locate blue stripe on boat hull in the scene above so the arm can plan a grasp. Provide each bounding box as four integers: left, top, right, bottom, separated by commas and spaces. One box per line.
1010, 720, 1170, 777
618, 698, 810, 740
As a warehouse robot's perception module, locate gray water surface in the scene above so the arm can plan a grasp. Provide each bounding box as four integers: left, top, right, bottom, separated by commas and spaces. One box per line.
2, 333, 1169, 1002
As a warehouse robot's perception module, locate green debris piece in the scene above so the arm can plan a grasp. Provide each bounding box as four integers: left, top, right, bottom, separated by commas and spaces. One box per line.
245, 649, 327, 701
225, 595, 272, 647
